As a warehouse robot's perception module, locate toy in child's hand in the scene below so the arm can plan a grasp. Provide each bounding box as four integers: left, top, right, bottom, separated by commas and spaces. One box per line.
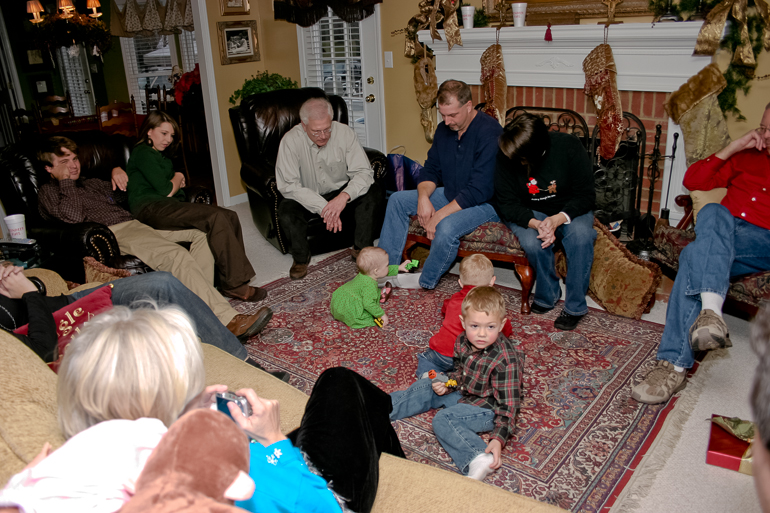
426, 369, 457, 388
405, 259, 419, 271
374, 317, 384, 327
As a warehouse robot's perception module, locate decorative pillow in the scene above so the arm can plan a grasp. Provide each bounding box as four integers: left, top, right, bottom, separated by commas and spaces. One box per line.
556, 222, 662, 320
14, 285, 114, 372
691, 189, 727, 223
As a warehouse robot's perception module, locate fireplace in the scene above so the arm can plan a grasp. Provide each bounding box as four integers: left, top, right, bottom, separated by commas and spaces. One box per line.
418, 23, 711, 227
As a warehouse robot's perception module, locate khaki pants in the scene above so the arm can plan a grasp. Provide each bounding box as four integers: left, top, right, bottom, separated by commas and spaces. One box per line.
109, 220, 237, 325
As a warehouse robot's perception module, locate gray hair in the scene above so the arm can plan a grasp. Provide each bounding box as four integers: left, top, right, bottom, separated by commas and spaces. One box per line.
57, 303, 205, 439
300, 98, 334, 124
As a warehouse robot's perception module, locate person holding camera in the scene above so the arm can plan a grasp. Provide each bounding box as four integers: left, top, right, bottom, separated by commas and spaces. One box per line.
0, 304, 403, 513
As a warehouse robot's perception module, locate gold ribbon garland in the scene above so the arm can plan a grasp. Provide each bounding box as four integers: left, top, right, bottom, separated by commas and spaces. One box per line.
694, 0, 770, 73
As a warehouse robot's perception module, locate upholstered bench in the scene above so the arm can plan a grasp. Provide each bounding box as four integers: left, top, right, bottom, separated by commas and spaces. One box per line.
402, 216, 535, 314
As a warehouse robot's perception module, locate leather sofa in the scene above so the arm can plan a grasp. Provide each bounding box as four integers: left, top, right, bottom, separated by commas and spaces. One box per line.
0, 130, 211, 283
229, 87, 387, 255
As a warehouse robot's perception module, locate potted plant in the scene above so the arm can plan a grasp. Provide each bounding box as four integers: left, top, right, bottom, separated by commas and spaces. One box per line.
229, 71, 299, 105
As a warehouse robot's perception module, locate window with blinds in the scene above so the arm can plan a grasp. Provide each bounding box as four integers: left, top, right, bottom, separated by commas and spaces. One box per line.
116, 0, 198, 114
55, 46, 95, 116
300, 9, 366, 144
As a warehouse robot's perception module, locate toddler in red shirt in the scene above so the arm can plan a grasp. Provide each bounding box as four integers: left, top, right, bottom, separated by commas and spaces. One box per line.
415, 254, 513, 378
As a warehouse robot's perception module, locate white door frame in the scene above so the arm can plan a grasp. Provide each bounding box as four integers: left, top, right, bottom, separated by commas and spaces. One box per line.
191, 0, 231, 206
297, 6, 387, 152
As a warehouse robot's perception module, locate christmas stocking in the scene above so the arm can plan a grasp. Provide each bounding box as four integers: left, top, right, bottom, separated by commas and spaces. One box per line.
583, 44, 623, 160
480, 43, 507, 126
664, 63, 731, 167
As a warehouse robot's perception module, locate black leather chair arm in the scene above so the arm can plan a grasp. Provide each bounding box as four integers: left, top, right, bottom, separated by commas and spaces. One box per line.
364, 147, 388, 184
240, 161, 280, 200
184, 186, 213, 204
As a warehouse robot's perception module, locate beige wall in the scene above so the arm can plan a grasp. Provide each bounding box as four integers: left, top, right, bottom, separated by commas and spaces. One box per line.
206, 0, 301, 197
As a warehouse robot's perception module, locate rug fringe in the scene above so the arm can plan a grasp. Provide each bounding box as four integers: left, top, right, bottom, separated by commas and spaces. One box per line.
610, 349, 724, 513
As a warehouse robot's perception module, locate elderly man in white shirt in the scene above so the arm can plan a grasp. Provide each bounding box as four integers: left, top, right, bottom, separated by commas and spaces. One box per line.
275, 97, 383, 279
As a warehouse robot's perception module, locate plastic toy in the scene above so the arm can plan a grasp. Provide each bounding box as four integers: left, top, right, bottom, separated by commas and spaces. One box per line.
374, 317, 384, 327
404, 259, 419, 271
427, 369, 457, 388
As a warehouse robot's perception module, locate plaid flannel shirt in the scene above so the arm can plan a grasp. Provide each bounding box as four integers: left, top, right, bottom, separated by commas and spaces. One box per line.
38, 178, 133, 227
449, 333, 524, 448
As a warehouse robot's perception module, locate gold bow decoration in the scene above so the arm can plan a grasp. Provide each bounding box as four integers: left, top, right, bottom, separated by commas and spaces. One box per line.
694, 0, 770, 73
392, 0, 462, 57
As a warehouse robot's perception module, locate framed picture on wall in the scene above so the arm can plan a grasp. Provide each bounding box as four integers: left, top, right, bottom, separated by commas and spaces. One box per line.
220, 0, 250, 16
217, 21, 260, 65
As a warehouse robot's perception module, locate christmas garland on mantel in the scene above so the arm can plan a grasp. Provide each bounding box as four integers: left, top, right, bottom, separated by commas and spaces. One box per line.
649, 0, 765, 120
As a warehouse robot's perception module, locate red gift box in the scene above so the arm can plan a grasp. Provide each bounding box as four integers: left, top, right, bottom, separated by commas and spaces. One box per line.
706, 414, 753, 475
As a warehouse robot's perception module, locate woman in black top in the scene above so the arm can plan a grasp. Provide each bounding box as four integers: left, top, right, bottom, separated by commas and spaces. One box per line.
494, 114, 596, 331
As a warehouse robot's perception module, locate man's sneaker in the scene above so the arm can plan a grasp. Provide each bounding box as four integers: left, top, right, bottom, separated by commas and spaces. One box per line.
467, 452, 495, 481
630, 360, 687, 404
554, 311, 585, 331
689, 309, 732, 352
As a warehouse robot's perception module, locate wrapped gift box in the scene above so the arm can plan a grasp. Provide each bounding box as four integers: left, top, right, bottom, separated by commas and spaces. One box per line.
706, 414, 753, 475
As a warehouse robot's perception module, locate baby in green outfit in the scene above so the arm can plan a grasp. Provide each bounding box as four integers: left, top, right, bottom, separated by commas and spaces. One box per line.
331, 247, 410, 328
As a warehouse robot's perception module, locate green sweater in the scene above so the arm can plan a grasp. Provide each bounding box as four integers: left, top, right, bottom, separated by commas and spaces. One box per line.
493, 132, 595, 228
126, 143, 185, 214
330, 266, 398, 329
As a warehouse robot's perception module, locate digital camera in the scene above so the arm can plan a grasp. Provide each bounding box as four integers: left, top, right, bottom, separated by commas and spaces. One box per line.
215, 391, 252, 419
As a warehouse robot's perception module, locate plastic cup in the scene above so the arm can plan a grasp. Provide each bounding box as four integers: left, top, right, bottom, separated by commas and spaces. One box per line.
4, 214, 26, 240
461, 6, 476, 29
512, 2, 527, 27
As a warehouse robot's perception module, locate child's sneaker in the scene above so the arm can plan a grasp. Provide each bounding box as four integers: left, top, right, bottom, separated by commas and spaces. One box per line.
466, 452, 494, 481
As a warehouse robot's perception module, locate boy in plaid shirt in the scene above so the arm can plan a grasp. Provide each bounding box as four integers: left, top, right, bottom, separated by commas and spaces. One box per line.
390, 286, 524, 481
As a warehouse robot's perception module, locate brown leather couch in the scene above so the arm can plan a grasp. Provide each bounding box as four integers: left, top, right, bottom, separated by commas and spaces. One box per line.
0, 130, 211, 283
229, 87, 387, 255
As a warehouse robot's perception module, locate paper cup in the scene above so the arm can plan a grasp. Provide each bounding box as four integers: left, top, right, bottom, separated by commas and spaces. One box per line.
4, 214, 27, 240
512, 2, 527, 26
461, 5, 476, 29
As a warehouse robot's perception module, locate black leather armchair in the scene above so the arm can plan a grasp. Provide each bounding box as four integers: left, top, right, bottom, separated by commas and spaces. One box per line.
0, 130, 212, 283
229, 87, 387, 255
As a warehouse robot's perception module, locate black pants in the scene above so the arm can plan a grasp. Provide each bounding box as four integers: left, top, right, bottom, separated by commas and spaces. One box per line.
288, 367, 405, 513
277, 183, 384, 263
136, 199, 255, 290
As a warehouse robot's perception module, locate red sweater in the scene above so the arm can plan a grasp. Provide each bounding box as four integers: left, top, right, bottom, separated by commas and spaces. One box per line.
684, 149, 770, 230
429, 285, 514, 357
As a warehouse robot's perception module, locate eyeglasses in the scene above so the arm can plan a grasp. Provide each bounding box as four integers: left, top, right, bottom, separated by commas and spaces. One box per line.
310, 128, 332, 137
757, 125, 770, 135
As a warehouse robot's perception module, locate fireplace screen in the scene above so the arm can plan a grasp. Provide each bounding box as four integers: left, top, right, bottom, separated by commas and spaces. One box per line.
590, 112, 646, 241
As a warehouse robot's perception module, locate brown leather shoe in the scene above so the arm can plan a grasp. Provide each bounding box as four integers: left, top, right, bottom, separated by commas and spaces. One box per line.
226, 306, 273, 341
350, 247, 361, 262
222, 284, 267, 302
290, 260, 309, 280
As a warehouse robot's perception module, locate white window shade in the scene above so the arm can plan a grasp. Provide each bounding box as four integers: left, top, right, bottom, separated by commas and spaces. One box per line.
300, 9, 365, 145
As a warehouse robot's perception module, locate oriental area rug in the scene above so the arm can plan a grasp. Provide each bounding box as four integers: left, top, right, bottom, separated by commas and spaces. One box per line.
237, 252, 694, 512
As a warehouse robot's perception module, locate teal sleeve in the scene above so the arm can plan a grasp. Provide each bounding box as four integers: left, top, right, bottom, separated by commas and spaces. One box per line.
236, 439, 341, 513
387, 265, 399, 276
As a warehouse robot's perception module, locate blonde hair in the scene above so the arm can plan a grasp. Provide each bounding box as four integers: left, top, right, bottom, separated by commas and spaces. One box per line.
461, 286, 506, 321
57, 304, 205, 440
356, 246, 389, 276
459, 254, 495, 286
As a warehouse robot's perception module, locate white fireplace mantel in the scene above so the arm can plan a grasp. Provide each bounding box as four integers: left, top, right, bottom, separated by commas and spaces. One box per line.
418, 23, 711, 93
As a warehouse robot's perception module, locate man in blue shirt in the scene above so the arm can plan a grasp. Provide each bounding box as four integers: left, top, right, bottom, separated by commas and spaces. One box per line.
378, 80, 503, 289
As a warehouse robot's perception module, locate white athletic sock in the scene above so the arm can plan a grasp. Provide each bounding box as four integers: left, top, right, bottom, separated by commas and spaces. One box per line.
700, 292, 724, 316
674, 366, 684, 373
466, 452, 495, 481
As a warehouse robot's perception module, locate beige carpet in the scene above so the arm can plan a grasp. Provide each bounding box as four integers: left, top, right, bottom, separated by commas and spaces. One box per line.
230, 201, 760, 512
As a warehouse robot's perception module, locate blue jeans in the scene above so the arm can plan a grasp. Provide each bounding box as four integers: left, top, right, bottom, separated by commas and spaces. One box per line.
390, 379, 495, 474
415, 348, 455, 378
378, 188, 499, 289
657, 203, 770, 368
71, 272, 248, 360
506, 211, 596, 316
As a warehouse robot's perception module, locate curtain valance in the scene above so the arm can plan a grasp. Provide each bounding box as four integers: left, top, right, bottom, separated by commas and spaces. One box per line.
273, 0, 383, 27
110, 0, 194, 37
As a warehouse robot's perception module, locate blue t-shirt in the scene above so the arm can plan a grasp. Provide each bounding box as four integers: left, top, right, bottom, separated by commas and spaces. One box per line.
418, 111, 503, 210
236, 439, 341, 513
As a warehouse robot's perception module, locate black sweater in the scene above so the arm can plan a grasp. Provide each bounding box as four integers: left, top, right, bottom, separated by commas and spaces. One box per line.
0, 292, 73, 362
494, 132, 595, 228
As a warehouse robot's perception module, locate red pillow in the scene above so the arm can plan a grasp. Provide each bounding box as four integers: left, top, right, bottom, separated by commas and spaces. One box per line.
14, 285, 114, 372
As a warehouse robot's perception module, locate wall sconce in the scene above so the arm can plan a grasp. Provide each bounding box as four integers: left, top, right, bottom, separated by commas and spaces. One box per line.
27, 0, 44, 24
57, 0, 75, 19
87, 0, 103, 18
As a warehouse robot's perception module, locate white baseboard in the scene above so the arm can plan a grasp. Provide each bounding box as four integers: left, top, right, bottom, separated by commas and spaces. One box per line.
228, 193, 249, 206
